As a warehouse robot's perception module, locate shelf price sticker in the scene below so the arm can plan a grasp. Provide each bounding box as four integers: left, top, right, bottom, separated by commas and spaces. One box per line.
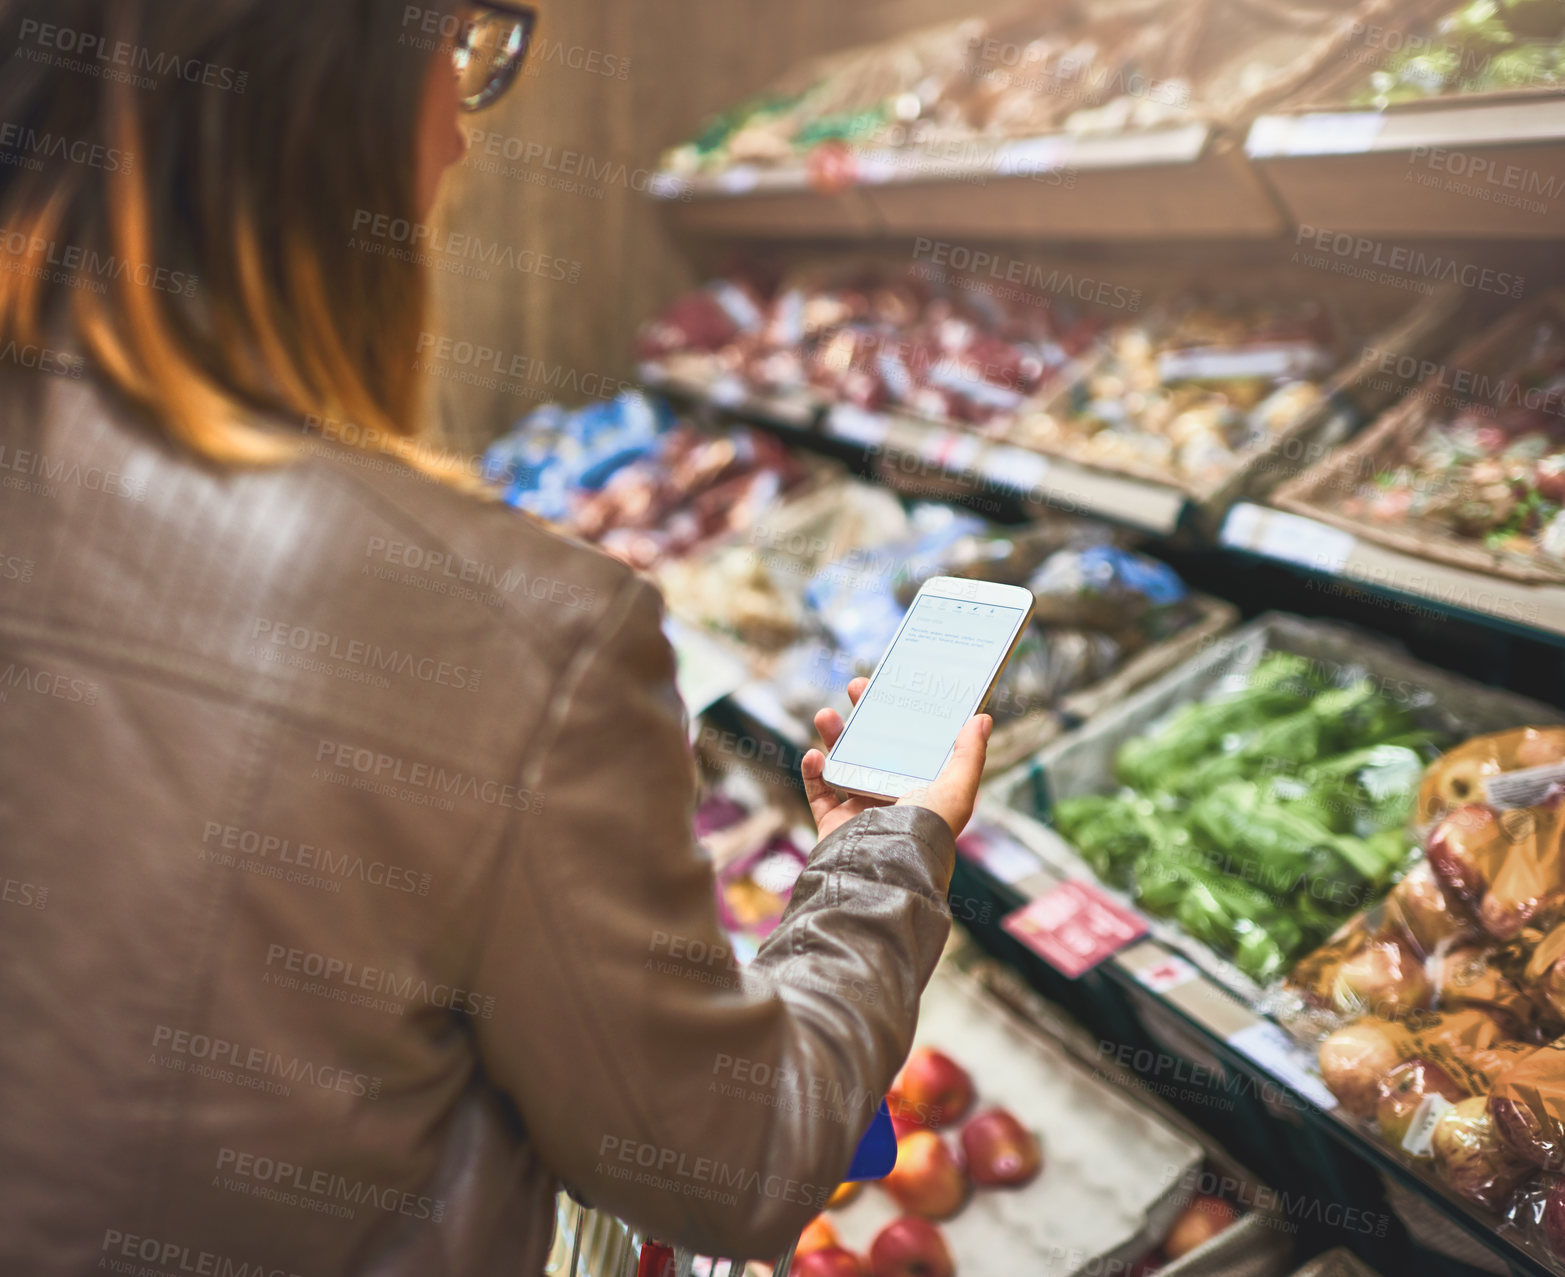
1227, 1021, 1338, 1111
825, 404, 891, 448
716, 165, 760, 194
995, 136, 1072, 176
1001, 880, 1148, 978
1246, 112, 1385, 158
979, 445, 1051, 495
1221, 503, 1356, 575
1133, 953, 1201, 995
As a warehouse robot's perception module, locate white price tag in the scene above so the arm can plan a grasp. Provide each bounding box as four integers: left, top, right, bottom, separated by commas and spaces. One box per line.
717, 165, 760, 194
707, 378, 747, 407
995, 136, 1071, 176
855, 150, 905, 185
1401, 1093, 1454, 1159
1247, 112, 1385, 158
943, 432, 982, 474
981, 445, 1051, 494
1221, 504, 1356, 575
826, 405, 890, 448
1157, 342, 1334, 383
1134, 954, 1201, 995
1227, 1021, 1339, 1110
1485, 761, 1565, 810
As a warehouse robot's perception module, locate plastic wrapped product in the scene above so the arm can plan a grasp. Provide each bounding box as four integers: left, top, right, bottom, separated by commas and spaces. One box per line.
1417, 727, 1565, 829
1508, 1172, 1565, 1261
1383, 862, 1475, 954
1426, 802, 1565, 942
1432, 1096, 1538, 1207
1526, 920, 1565, 1022
1291, 928, 1433, 1023
1491, 1037, 1565, 1169
1319, 1008, 1505, 1118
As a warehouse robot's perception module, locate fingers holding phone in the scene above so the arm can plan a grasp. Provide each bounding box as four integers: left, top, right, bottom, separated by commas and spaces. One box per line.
802, 576, 1029, 840
802, 677, 888, 841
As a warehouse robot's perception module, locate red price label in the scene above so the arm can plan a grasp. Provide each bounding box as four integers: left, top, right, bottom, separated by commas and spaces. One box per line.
1001, 881, 1147, 978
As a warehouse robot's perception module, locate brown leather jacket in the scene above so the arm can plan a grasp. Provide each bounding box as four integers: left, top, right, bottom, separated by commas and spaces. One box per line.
0, 371, 955, 1276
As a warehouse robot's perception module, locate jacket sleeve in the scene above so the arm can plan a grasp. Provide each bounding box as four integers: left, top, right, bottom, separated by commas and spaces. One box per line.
469, 573, 955, 1259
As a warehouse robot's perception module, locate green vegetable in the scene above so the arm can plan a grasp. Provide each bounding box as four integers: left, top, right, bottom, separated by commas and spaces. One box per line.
1048, 649, 1445, 982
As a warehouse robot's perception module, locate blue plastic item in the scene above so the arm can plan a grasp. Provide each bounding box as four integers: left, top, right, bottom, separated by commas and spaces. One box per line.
845, 1100, 897, 1181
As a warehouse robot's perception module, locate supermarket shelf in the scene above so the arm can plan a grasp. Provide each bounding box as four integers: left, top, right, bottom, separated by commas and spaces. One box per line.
1247, 97, 1565, 238
953, 821, 1564, 1277
638, 369, 823, 433
652, 125, 1287, 240
823, 404, 1191, 534
1219, 501, 1565, 646
643, 377, 1195, 536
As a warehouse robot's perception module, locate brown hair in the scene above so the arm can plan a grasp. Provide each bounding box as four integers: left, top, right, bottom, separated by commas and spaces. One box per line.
0, 0, 474, 480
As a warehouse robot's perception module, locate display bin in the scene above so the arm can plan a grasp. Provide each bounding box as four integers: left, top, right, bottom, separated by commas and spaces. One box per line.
1275, 290, 1565, 584
984, 610, 1564, 1005
965, 954, 1300, 1277
997, 270, 1464, 537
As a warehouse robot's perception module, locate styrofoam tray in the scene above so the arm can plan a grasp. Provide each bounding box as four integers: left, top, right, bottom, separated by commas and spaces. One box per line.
825, 966, 1202, 1276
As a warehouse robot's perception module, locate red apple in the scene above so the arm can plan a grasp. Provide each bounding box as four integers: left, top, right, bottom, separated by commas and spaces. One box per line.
1544, 1177, 1565, 1258
889, 1048, 974, 1129
1426, 805, 1506, 906
1328, 936, 1431, 1020
798, 1216, 838, 1256
1318, 1019, 1406, 1119
1163, 1194, 1239, 1259
796, 1246, 866, 1277
868, 1216, 953, 1277
960, 1108, 1042, 1187
882, 1130, 968, 1219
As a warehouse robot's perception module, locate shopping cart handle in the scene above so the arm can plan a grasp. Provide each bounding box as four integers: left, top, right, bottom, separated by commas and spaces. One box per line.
844, 1100, 897, 1181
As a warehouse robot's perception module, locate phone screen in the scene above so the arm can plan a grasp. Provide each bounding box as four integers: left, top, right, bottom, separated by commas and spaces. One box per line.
830, 591, 1028, 783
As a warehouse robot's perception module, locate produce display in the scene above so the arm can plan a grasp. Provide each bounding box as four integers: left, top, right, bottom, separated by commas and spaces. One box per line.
1347, 0, 1565, 106
795, 1045, 1236, 1276
1053, 652, 1441, 983
636, 266, 1103, 432
1006, 293, 1344, 489
481, 392, 810, 570
658, 0, 1373, 181
693, 781, 815, 961
655, 7, 1177, 181
1285, 728, 1565, 1260
662, 479, 1203, 737
1326, 315, 1565, 575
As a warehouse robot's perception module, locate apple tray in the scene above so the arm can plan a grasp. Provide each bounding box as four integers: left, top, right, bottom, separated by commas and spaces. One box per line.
823, 965, 1204, 1276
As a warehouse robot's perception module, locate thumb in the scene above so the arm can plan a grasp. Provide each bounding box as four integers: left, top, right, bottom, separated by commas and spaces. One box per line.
903, 714, 992, 836
939, 713, 992, 797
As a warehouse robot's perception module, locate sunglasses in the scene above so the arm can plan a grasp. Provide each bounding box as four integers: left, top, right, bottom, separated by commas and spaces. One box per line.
452, 1, 537, 112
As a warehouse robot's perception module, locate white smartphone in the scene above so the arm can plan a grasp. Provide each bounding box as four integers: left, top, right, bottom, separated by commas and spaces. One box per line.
822, 576, 1036, 800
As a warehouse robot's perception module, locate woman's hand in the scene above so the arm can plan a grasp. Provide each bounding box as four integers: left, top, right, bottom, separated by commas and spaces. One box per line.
801, 677, 993, 841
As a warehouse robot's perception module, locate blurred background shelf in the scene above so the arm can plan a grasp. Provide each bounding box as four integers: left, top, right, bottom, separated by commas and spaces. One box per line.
1219, 501, 1565, 645
653, 125, 1288, 241
1247, 97, 1565, 238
